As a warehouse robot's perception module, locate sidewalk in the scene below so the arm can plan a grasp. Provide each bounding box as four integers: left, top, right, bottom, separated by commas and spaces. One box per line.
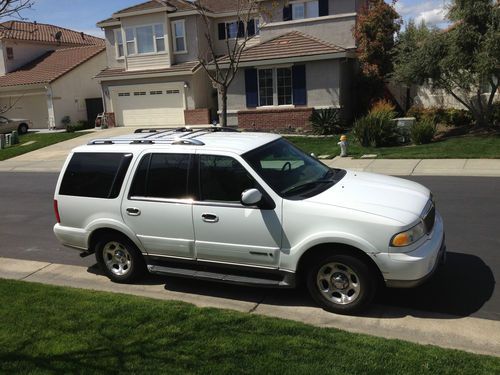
1, 257, 499, 357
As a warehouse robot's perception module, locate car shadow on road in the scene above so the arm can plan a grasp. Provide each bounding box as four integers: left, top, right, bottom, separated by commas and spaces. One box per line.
86, 251, 495, 320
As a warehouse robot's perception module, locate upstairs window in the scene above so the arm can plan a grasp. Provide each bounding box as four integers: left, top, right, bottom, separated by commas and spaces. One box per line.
285, 0, 324, 21
217, 19, 260, 40
115, 30, 124, 58
125, 24, 166, 56
172, 20, 186, 53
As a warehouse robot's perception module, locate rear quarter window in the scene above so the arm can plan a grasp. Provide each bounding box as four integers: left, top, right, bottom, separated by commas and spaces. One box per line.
59, 152, 132, 198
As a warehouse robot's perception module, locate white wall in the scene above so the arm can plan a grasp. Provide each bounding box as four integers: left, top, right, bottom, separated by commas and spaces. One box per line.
0, 90, 48, 128
51, 51, 107, 127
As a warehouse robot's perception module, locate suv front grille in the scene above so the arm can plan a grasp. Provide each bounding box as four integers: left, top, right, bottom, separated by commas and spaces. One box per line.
423, 204, 436, 234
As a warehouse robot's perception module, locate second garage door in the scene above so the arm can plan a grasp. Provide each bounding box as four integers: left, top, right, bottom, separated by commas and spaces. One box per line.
111, 83, 185, 127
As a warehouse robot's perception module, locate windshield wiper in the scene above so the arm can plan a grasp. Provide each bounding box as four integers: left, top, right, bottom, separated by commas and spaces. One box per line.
282, 179, 334, 196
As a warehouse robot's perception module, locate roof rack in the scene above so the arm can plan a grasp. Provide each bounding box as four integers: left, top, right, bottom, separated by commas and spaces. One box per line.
134, 127, 188, 134
88, 138, 205, 146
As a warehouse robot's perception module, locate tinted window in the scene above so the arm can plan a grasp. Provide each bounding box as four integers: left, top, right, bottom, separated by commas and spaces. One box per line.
129, 153, 191, 199
60, 153, 132, 198
200, 155, 255, 202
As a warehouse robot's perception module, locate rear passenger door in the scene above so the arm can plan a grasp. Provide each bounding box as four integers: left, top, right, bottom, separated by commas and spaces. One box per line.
122, 152, 195, 259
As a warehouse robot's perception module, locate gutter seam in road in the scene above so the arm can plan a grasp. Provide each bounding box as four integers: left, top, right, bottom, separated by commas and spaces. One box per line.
20, 263, 53, 280
248, 296, 266, 313
410, 159, 423, 175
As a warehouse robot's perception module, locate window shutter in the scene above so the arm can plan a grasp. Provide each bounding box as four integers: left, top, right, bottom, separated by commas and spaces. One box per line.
218, 23, 226, 40
237, 21, 245, 38
245, 68, 258, 108
283, 5, 292, 21
247, 19, 255, 37
319, 0, 329, 16
292, 65, 307, 106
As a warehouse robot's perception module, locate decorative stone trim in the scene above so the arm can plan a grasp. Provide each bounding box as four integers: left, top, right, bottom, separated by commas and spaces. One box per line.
184, 108, 210, 125
237, 107, 313, 132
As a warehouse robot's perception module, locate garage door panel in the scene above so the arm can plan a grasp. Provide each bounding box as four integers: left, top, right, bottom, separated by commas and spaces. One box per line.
111, 84, 185, 127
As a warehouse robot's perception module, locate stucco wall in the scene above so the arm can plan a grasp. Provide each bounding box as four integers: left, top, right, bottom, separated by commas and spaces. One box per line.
51, 51, 107, 127
170, 15, 199, 64
104, 27, 126, 69
0, 90, 48, 128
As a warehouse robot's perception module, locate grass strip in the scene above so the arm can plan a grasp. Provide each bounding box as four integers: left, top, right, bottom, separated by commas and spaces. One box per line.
0, 132, 90, 161
0, 279, 498, 374
287, 135, 500, 159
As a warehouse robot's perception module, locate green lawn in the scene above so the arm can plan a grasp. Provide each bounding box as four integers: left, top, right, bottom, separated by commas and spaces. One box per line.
0, 279, 498, 374
0, 132, 90, 161
287, 135, 500, 159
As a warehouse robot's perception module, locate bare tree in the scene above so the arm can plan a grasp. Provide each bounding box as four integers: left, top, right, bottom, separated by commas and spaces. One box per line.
178, 0, 267, 126
0, 94, 24, 114
0, 0, 34, 22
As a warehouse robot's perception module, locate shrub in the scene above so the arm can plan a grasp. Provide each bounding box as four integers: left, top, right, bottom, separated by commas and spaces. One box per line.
309, 108, 343, 135
61, 116, 71, 127
66, 121, 92, 133
411, 119, 436, 145
406, 106, 473, 127
353, 100, 399, 147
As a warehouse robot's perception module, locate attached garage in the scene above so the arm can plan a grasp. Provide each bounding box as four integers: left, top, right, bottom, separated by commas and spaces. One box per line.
110, 83, 185, 127
0, 93, 48, 128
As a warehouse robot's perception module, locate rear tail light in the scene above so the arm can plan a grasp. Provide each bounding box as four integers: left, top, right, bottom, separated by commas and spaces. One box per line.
54, 199, 61, 223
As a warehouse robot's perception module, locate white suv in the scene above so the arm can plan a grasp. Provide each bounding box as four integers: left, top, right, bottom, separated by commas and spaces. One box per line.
53, 127, 446, 314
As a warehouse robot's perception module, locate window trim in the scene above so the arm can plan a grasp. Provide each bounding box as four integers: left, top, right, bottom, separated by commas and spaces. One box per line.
171, 19, 187, 54
257, 66, 294, 107
124, 23, 167, 57
114, 29, 124, 59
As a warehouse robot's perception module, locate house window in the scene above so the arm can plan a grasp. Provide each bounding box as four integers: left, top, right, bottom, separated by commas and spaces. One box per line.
172, 20, 186, 53
6, 47, 14, 60
118, 93, 130, 97
125, 28, 136, 55
134, 92, 146, 96
277, 68, 292, 105
136, 25, 155, 54
150, 91, 163, 95
291, 1, 319, 20
115, 30, 124, 58
155, 24, 165, 52
258, 68, 293, 106
218, 20, 256, 40
258, 69, 274, 106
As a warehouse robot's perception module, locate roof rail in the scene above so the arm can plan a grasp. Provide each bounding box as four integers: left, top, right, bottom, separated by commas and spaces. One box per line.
87, 138, 205, 146
134, 127, 188, 134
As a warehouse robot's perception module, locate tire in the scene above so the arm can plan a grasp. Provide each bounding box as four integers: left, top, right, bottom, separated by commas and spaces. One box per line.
94, 234, 146, 283
306, 253, 376, 314
18, 123, 28, 135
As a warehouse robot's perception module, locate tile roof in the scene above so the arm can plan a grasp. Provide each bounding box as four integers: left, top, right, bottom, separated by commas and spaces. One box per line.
95, 61, 200, 79
0, 45, 105, 88
219, 31, 346, 64
0, 21, 104, 46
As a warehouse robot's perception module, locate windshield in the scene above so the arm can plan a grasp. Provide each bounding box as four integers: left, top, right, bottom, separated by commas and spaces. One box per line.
243, 138, 344, 198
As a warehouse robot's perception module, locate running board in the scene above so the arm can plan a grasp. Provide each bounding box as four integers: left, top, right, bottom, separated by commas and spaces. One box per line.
147, 265, 295, 288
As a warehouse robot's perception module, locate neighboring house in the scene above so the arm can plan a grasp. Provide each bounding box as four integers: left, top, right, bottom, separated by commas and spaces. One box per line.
0, 21, 106, 129
96, 0, 366, 129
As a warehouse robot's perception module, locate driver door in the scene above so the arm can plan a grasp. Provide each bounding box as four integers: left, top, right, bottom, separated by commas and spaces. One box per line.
192, 152, 283, 268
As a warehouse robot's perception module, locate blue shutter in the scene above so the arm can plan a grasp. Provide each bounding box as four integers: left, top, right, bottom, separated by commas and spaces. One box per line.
292, 65, 307, 106
245, 68, 258, 108
319, 0, 329, 16
218, 23, 226, 40
283, 5, 292, 21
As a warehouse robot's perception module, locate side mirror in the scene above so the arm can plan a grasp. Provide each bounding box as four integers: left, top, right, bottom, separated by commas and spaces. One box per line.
241, 188, 263, 206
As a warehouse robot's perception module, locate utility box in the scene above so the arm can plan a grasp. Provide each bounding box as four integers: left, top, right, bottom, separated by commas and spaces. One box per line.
11, 130, 19, 145
392, 117, 416, 144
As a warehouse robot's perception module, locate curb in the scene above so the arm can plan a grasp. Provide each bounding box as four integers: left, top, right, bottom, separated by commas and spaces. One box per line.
1, 257, 499, 357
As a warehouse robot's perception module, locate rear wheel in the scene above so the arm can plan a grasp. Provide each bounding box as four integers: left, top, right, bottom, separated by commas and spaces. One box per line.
18, 123, 28, 135
95, 234, 145, 283
306, 253, 376, 314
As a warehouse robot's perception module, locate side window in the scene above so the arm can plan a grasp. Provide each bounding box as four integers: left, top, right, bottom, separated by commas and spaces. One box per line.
199, 155, 255, 202
129, 153, 191, 199
59, 153, 132, 199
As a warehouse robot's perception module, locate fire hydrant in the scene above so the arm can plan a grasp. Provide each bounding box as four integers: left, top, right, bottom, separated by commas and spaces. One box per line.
338, 135, 348, 157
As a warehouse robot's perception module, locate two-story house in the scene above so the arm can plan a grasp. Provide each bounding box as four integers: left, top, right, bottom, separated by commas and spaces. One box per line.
0, 21, 106, 129
96, 0, 366, 129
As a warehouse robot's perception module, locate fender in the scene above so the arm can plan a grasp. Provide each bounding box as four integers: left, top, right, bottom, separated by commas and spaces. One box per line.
85, 218, 147, 253
280, 231, 379, 272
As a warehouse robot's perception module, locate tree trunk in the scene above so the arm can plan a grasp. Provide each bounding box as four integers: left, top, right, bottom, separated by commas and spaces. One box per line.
220, 85, 228, 127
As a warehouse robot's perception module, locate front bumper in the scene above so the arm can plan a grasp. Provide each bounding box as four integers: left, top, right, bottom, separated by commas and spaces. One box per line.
377, 212, 446, 288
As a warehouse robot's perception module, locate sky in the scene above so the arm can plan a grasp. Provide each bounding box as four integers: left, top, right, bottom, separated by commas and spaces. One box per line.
3, 0, 451, 38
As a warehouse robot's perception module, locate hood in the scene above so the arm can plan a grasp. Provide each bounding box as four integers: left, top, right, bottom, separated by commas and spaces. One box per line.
8, 118, 30, 122
308, 171, 430, 225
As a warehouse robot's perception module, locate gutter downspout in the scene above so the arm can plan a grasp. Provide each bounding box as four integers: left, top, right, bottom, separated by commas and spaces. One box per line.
45, 85, 56, 130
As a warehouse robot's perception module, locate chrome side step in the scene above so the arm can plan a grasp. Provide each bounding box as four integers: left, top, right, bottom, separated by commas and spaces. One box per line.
147, 264, 295, 288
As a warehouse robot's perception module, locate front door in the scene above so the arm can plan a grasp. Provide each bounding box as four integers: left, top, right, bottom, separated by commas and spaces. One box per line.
192, 153, 282, 268
122, 152, 195, 258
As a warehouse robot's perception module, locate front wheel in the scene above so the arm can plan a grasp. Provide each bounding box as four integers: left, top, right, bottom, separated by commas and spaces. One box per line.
95, 234, 146, 283
306, 254, 376, 314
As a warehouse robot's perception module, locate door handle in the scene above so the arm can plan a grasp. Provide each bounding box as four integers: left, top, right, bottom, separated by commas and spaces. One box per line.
126, 207, 141, 216
201, 213, 219, 223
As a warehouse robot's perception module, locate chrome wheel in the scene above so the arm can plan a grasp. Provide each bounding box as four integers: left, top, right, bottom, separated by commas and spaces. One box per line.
316, 262, 361, 305
103, 241, 132, 276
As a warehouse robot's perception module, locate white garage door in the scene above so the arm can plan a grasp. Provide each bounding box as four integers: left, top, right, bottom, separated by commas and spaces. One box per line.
111, 83, 185, 127
0, 94, 48, 129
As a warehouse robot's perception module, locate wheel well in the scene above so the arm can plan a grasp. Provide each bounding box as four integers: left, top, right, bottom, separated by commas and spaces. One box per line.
18, 123, 28, 130
296, 243, 384, 285
88, 228, 135, 254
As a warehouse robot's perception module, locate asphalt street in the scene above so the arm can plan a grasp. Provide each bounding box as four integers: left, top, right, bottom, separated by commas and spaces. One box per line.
0, 172, 498, 321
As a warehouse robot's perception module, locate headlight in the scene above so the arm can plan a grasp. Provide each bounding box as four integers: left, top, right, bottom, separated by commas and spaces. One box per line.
390, 221, 426, 247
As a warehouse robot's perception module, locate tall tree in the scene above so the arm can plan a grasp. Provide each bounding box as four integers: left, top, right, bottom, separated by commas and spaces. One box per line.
0, 0, 33, 22
393, 0, 500, 128
178, 0, 263, 127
